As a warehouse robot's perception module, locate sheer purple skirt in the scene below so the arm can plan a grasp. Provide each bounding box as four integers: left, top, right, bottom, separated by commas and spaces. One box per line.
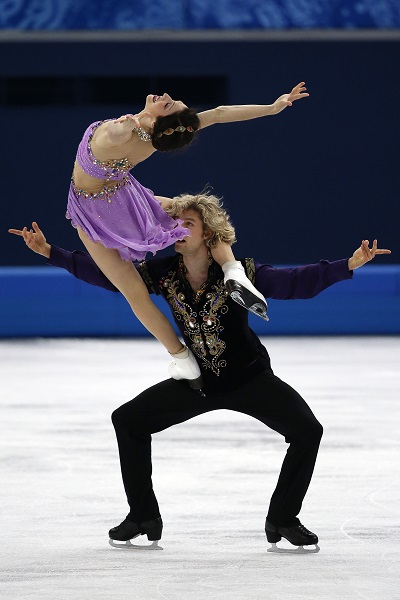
66, 174, 189, 262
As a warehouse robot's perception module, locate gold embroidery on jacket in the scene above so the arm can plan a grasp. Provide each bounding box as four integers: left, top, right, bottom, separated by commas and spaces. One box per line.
244, 258, 256, 283
163, 270, 229, 376
137, 261, 157, 294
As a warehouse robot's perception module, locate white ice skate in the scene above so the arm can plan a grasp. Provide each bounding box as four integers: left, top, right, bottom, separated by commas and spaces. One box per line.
222, 261, 268, 321
169, 346, 204, 391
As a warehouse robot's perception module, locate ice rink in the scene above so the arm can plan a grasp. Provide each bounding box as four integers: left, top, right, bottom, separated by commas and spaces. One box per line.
1, 336, 399, 600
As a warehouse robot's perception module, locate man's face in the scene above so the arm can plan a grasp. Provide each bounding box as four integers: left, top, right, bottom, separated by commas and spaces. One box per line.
174, 209, 209, 256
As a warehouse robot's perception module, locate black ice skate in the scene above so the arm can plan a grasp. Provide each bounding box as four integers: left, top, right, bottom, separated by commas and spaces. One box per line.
265, 519, 320, 554
109, 516, 163, 550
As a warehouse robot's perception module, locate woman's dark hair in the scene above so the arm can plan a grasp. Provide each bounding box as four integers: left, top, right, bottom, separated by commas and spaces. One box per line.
151, 108, 200, 152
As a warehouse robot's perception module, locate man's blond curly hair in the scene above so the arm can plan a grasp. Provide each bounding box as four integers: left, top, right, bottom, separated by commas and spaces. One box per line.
165, 190, 236, 248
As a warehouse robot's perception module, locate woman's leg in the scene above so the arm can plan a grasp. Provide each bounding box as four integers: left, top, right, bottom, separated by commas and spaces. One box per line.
78, 227, 181, 351
77, 228, 202, 385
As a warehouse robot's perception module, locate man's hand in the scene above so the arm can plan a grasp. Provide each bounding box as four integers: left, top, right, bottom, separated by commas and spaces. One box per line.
8, 222, 51, 258
273, 82, 309, 113
348, 239, 391, 271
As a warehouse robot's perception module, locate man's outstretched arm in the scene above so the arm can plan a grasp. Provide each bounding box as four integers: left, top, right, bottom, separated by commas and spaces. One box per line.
253, 240, 391, 300
8, 222, 120, 292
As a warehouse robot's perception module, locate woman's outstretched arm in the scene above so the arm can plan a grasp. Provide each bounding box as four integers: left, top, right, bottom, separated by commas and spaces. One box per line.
198, 82, 309, 129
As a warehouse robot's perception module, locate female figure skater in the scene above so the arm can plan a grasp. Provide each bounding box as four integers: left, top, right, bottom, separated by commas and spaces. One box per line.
67, 82, 309, 386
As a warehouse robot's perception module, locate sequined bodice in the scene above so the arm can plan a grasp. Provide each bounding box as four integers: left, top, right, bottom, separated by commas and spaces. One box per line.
76, 121, 134, 182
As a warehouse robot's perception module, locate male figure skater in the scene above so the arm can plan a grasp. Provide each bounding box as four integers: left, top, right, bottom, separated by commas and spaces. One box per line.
9, 191, 390, 552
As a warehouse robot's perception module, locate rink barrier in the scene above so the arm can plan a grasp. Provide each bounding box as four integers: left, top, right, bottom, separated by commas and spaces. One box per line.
0, 265, 399, 337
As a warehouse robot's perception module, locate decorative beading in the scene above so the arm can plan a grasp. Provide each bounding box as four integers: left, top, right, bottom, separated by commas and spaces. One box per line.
134, 127, 153, 142
71, 175, 131, 204
86, 121, 135, 181
156, 125, 194, 139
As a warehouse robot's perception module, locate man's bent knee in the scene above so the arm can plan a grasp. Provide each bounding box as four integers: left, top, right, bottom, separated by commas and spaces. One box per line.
111, 407, 123, 429
292, 418, 323, 447
309, 420, 323, 445
111, 405, 136, 430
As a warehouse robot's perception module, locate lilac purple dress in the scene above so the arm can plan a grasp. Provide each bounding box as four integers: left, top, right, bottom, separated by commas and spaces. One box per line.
66, 120, 189, 262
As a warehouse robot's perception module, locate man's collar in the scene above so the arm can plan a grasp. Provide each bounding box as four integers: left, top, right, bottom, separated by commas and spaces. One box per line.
178, 250, 214, 275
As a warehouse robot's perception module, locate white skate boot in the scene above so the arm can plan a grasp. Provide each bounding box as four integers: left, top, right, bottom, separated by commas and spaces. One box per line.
222, 261, 268, 321
169, 346, 204, 391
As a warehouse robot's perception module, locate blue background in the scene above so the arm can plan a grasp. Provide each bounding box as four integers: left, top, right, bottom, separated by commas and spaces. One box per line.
1, 0, 400, 29
2, 36, 398, 268
1, 265, 399, 337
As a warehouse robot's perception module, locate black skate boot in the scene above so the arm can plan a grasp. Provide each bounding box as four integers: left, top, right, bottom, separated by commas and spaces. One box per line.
109, 516, 163, 550
265, 519, 320, 554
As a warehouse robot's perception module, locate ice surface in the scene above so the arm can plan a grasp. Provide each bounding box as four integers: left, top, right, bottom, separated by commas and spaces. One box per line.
1, 337, 399, 599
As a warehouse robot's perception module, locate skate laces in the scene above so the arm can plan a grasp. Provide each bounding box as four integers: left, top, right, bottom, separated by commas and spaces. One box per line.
296, 523, 313, 536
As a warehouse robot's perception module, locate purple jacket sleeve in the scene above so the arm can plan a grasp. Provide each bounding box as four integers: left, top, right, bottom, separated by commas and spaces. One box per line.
254, 259, 353, 300
48, 245, 120, 292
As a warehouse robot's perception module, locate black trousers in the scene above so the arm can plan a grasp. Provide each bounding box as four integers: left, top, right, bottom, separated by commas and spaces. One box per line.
111, 370, 323, 527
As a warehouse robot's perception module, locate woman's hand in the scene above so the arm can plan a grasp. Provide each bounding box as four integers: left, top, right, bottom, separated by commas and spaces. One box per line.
106, 112, 153, 145
113, 113, 142, 129
348, 239, 391, 271
8, 222, 51, 258
113, 112, 153, 129
273, 82, 309, 113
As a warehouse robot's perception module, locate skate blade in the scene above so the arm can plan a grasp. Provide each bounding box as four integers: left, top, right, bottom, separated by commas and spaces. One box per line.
248, 304, 269, 321
188, 375, 204, 391
109, 539, 163, 550
267, 542, 320, 554
229, 291, 269, 321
